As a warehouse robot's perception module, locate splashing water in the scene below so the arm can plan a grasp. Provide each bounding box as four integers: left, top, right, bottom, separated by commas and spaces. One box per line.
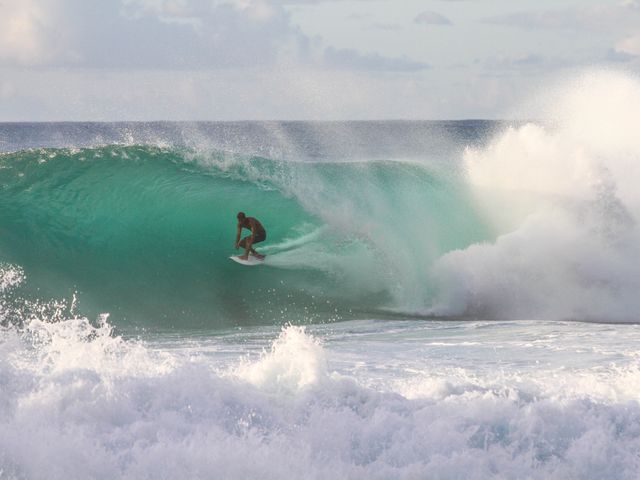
431, 71, 640, 322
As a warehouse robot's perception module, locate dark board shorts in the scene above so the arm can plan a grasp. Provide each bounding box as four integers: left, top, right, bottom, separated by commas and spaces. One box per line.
253, 231, 266, 244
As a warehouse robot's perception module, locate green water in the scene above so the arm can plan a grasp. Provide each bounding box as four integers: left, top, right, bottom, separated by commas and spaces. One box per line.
0, 145, 491, 328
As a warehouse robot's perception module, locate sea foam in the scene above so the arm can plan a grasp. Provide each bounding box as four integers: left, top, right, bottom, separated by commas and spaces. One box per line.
1, 293, 640, 479
432, 71, 640, 321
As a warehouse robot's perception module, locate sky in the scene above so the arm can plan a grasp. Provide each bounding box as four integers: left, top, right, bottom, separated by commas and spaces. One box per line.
0, 0, 639, 121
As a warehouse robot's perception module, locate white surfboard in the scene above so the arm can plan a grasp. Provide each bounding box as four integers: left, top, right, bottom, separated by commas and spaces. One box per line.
229, 255, 264, 266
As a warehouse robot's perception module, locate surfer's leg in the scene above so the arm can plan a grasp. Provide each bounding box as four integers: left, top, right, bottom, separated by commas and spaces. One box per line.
249, 232, 266, 259
238, 236, 251, 260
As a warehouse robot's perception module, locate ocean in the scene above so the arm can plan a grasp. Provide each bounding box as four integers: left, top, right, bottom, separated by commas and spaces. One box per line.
2, 83, 640, 478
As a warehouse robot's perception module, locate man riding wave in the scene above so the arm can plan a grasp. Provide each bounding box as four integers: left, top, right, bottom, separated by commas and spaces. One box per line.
235, 212, 266, 261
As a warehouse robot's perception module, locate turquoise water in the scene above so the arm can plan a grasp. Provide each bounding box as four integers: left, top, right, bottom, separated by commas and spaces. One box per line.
0, 143, 490, 328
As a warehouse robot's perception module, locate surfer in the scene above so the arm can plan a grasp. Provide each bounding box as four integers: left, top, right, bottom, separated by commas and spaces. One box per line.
235, 212, 266, 261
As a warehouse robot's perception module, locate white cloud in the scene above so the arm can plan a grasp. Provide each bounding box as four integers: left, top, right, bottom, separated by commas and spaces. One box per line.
482, 53, 548, 71
1, 81, 16, 99
620, 0, 640, 10
484, 4, 640, 32
2, 0, 632, 121
616, 34, 640, 56
0, 67, 446, 121
0, 0, 422, 72
346, 13, 374, 21
369, 22, 402, 31
414, 11, 452, 26
324, 47, 429, 71
0, 0, 77, 66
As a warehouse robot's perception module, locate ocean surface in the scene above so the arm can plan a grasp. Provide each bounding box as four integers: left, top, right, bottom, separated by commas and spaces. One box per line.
2, 77, 640, 478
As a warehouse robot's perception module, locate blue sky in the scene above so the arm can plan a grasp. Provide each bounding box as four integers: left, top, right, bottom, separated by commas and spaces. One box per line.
0, 0, 638, 120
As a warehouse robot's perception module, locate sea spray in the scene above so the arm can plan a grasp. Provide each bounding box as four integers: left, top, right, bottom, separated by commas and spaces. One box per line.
431, 71, 640, 321
234, 325, 328, 394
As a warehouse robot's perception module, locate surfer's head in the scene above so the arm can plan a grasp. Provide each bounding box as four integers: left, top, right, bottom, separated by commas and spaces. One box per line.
237, 212, 246, 221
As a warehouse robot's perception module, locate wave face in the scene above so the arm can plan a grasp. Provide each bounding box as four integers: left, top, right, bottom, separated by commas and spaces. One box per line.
0, 144, 489, 328
3, 71, 640, 327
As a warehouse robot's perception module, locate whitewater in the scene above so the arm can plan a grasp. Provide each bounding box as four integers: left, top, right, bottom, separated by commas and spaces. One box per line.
1, 71, 640, 478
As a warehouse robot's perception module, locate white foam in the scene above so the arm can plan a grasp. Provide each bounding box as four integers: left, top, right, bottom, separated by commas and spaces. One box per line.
431, 70, 640, 321
0, 264, 24, 294
260, 225, 325, 254
2, 316, 640, 479
233, 325, 328, 394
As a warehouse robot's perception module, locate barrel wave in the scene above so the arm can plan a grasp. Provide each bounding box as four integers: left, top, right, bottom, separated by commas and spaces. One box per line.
0, 145, 488, 328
